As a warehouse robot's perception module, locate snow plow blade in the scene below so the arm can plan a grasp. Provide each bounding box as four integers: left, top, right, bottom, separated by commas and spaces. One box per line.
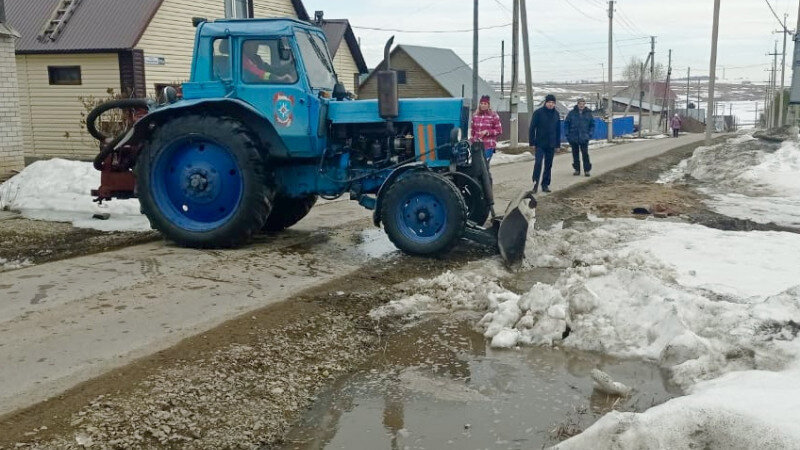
497, 190, 537, 265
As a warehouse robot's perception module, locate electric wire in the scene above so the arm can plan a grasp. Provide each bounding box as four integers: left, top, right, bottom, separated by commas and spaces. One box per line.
352, 23, 511, 33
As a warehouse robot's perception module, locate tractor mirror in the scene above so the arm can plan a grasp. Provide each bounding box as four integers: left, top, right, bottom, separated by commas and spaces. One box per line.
278, 37, 292, 61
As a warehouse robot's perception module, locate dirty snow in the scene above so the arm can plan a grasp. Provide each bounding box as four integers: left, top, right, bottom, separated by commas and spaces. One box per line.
372, 128, 800, 447
660, 132, 800, 228
0, 159, 149, 232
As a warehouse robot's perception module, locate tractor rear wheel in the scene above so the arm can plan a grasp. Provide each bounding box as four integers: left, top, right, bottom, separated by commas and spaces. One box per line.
380, 171, 467, 256
262, 194, 317, 233
135, 114, 272, 248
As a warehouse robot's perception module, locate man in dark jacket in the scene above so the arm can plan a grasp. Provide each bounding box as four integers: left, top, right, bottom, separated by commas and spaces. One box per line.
529, 94, 561, 193
564, 98, 595, 177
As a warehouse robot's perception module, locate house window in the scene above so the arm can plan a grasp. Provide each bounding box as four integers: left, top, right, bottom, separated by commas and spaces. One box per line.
397, 70, 407, 84
224, 0, 253, 18
48, 66, 81, 85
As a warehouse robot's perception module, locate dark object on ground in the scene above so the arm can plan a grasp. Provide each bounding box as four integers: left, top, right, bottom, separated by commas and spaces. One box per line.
632, 207, 650, 215
92, 213, 111, 220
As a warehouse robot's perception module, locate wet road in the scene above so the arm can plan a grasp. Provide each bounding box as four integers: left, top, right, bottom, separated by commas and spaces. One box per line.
0, 134, 706, 416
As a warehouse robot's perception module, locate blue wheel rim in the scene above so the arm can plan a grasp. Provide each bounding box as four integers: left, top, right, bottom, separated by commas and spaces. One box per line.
151, 136, 244, 232
394, 191, 448, 244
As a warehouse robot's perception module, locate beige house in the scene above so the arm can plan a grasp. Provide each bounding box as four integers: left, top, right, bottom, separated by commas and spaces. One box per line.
7, 0, 366, 162
0, 0, 23, 176
358, 44, 498, 108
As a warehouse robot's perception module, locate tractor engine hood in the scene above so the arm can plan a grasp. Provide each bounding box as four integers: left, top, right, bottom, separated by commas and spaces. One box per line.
327, 98, 466, 124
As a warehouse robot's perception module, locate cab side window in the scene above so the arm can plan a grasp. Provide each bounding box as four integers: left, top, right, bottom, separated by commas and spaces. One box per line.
241, 39, 298, 84
212, 37, 231, 80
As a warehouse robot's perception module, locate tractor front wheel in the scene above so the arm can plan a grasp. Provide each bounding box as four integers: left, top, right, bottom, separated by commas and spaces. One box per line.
380, 171, 467, 256
262, 194, 317, 233
135, 114, 272, 248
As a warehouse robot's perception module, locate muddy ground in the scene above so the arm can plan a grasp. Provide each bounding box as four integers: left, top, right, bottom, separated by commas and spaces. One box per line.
1, 136, 747, 449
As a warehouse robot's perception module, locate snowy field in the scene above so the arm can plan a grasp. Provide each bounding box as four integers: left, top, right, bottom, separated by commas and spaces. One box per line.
372, 130, 800, 448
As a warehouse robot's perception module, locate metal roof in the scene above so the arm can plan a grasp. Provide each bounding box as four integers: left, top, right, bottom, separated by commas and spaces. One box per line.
399, 44, 499, 106
6, 0, 163, 53
5, 0, 311, 54
319, 19, 367, 74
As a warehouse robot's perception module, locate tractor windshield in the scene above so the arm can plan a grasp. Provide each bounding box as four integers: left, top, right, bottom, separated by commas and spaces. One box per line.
294, 30, 336, 90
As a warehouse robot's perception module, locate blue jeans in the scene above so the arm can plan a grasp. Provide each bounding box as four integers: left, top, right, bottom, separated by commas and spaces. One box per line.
484, 147, 495, 161
532, 146, 555, 187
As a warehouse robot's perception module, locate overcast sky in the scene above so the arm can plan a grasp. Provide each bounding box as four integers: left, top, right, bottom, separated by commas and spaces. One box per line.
304, 0, 798, 84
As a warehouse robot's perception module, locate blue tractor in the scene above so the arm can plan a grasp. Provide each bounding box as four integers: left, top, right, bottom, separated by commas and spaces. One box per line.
88, 18, 533, 262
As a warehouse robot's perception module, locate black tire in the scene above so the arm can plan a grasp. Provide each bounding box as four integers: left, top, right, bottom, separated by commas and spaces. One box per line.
451, 173, 490, 225
262, 194, 317, 233
380, 171, 467, 256
135, 114, 272, 248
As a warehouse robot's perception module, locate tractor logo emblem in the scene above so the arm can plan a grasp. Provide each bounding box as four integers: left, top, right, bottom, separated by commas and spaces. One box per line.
273, 92, 295, 127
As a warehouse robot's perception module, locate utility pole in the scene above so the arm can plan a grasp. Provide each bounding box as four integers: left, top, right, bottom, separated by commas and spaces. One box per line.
510, 0, 519, 147
787, 0, 800, 125
607, 0, 614, 141
705, 0, 720, 144
686, 67, 690, 114
520, 0, 534, 114
472, 0, 478, 111
755, 101, 759, 127
500, 40, 505, 99
778, 14, 788, 126
638, 61, 645, 137
647, 36, 655, 134
769, 41, 780, 128
662, 49, 672, 133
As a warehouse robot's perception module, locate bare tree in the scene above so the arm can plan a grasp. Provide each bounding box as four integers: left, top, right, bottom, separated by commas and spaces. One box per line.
622, 56, 665, 84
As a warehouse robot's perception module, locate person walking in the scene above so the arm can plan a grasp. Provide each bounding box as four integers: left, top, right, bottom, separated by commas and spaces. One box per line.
670, 113, 682, 138
529, 94, 561, 193
470, 95, 502, 161
564, 98, 595, 177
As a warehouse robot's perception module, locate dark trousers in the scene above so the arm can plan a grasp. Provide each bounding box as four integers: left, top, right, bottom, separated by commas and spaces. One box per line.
532, 146, 555, 187
672, 128, 679, 137
570, 142, 591, 173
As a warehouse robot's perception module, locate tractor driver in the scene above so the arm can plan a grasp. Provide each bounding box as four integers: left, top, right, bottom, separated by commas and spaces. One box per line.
242, 40, 297, 84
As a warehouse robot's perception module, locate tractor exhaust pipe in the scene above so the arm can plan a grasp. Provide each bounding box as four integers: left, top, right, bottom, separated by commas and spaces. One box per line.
377, 36, 398, 121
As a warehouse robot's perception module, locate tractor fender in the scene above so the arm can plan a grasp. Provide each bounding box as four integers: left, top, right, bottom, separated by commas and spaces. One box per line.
116, 98, 290, 158
373, 162, 427, 227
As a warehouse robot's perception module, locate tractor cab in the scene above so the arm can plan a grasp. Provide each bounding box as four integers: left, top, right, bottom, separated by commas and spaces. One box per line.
183, 18, 340, 156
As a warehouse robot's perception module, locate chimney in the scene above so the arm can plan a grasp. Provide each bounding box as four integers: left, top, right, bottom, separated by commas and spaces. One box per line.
0, 0, 6, 24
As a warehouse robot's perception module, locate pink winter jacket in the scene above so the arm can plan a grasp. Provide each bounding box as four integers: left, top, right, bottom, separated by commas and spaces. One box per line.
670, 115, 682, 130
470, 110, 502, 150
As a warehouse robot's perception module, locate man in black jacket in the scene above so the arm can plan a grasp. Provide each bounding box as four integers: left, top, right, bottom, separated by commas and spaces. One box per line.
564, 98, 595, 177
528, 94, 561, 193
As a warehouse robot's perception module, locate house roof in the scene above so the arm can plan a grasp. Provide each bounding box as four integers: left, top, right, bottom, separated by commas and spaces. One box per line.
6, 0, 163, 53
361, 44, 499, 106
318, 19, 367, 74
6, 0, 310, 54
611, 96, 664, 112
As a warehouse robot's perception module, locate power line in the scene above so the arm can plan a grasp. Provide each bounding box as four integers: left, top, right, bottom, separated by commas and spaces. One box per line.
352, 23, 511, 33
764, 0, 791, 32
563, 0, 605, 22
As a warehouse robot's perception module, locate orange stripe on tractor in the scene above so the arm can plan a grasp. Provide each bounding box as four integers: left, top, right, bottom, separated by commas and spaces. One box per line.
417, 124, 426, 162
427, 124, 436, 161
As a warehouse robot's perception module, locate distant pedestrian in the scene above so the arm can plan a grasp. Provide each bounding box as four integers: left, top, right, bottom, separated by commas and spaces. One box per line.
470, 95, 502, 161
564, 97, 595, 177
528, 94, 561, 193
670, 113, 682, 137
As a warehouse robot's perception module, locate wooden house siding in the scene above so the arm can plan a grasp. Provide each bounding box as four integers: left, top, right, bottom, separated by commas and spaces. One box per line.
332, 42, 359, 93
135, 0, 298, 96
357, 49, 450, 100
16, 53, 121, 160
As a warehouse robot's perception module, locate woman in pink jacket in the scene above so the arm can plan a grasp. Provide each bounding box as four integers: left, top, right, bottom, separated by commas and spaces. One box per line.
470, 95, 503, 161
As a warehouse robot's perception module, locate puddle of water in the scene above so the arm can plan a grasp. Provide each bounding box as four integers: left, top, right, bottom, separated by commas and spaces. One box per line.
280, 320, 678, 450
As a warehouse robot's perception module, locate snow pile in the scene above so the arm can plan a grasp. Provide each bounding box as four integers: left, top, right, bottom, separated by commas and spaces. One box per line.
490, 150, 534, 166
662, 133, 800, 227
555, 363, 800, 449
0, 159, 150, 232
373, 219, 800, 390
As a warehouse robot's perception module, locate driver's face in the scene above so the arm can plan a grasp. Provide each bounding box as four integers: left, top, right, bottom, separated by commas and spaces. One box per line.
545, 101, 556, 109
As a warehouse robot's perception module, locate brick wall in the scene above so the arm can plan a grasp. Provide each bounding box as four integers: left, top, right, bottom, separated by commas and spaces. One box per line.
0, 31, 23, 177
